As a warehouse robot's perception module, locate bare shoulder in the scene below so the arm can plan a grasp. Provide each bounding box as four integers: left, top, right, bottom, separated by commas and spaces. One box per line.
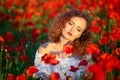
38, 42, 53, 54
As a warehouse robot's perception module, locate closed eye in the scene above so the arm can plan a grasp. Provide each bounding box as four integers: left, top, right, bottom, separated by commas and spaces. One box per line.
68, 22, 73, 25
77, 28, 81, 32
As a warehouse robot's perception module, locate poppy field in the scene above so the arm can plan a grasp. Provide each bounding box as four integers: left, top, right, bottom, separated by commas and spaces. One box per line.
0, 0, 120, 80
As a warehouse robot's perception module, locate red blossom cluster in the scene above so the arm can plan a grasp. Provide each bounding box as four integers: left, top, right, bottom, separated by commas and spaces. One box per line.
86, 43, 120, 80
41, 53, 59, 65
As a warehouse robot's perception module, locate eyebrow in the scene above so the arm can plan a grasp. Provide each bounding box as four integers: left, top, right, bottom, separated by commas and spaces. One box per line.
70, 20, 82, 30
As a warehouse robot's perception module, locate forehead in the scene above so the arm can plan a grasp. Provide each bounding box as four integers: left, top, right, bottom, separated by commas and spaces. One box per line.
70, 16, 87, 29
70, 16, 86, 24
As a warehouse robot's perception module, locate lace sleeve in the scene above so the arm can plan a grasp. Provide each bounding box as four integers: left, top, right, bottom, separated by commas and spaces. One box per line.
34, 50, 51, 80
34, 50, 42, 67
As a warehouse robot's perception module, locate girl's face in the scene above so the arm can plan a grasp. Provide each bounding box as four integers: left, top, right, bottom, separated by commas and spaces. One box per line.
62, 16, 87, 41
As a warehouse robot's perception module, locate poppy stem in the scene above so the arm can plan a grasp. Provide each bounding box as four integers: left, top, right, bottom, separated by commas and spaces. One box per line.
0, 43, 3, 78
104, 44, 106, 52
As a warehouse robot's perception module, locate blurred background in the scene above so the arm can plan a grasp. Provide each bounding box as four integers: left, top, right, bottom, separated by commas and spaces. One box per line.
0, 0, 120, 80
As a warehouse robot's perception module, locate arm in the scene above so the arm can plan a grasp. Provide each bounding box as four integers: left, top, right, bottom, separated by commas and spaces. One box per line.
34, 46, 50, 80
34, 46, 45, 67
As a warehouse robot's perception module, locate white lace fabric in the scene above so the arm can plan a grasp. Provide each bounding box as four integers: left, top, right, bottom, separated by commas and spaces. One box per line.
34, 50, 89, 80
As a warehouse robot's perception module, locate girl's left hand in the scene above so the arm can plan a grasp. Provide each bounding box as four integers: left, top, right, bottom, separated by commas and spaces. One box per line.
56, 52, 72, 58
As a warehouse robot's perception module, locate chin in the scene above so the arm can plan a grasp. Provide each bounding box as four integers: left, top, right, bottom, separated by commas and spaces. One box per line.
65, 36, 74, 41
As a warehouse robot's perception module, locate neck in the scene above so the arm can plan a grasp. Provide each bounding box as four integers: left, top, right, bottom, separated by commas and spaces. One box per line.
56, 36, 71, 50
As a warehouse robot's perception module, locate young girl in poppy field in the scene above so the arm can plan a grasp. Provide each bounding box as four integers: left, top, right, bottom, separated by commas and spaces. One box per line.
33, 9, 92, 80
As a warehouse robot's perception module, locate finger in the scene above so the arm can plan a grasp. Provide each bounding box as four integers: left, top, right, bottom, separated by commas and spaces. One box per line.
59, 53, 62, 58
56, 54, 59, 58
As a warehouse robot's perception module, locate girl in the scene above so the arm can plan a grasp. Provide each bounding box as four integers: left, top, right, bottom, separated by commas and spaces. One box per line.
34, 9, 92, 80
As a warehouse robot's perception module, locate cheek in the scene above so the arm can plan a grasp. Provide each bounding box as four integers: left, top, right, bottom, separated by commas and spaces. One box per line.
73, 32, 82, 39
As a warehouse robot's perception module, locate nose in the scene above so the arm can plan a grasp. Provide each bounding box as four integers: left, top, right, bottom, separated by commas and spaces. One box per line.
70, 26, 74, 32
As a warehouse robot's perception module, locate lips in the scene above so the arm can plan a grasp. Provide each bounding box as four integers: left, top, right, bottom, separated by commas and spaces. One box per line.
67, 32, 72, 36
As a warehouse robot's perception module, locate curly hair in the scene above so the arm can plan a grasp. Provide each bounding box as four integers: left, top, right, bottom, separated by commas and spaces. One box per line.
48, 9, 92, 55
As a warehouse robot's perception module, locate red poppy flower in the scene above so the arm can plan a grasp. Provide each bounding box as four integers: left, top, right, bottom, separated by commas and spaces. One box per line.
14, 9, 23, 15
3, 44, 14, 53
0, 35, 4, 42
77, 4, 87, 11
91, 26, 102, 33
16, 74, 27, 80
17, 45, 24, 53
20, 54, 30, 62
114, 76, 120, 80
108, 10, 119, 20
41, 53, 56, 64
116, 60, 120, 70
42, 20, 47, 24
5, 1, 12, 9
63, 45, 74, 54
78, 59, 88, 67
31, 28, 40, 42
4, 32, 14, 42
66, 75, 72, 80
69, 65, 79, 72
4, 14, 14, 21
31, 28, 40, 37
41, 1, 56, 10
87, 64, 106, 80
42, 27, 48, 33
50, 72, 60, 80
49, 10, 58, 19
20, 36, 28, 45
49, 59, 59, 65
23, 11, 32, 20
8, 73, 15, 80
56, 2, 63, 9
86, 44, 100, 54
26, 66, 39, 76
99, 36, 109, 45
91, 18, 100, 26
5, 55, 11, 60
23, 22, 35, 28
99, 53, 118, 72
112, 48, 120, 56
110, 28, 120, 41
14, 0, 22, 6
109, 43, 117, 48
101, 20, 106, 26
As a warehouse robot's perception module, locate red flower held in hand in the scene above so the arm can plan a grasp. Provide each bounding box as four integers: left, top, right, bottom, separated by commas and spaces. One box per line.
41, 53, 56, 64
69, 65, 79, 72
41, 53, 59, 65
63, 45, 74, 54
26, 66, 39, 76
49, 59, 59, 65
78, 59, 88, 67
50, 72, 60, 80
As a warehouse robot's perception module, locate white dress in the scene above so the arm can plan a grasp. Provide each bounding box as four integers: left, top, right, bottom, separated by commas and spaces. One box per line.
34, 50, 91, 80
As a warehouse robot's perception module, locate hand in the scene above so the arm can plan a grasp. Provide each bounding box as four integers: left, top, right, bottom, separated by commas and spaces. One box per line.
56, 51, 72, 58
